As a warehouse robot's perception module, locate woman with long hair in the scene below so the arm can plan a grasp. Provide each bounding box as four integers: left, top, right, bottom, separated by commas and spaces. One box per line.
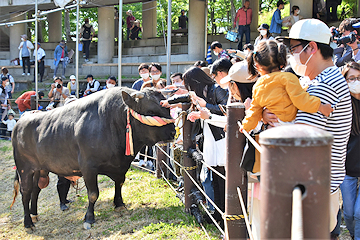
254, 23, 274, 46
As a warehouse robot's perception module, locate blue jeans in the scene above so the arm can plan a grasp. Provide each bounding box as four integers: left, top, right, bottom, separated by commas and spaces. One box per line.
54, 61, 66, 78
201, 166, 215, 211
237, 25, 250, 50
340, 175, 360, 239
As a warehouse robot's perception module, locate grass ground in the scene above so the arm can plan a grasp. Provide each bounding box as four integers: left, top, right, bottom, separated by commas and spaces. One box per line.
0, 140, 220, 239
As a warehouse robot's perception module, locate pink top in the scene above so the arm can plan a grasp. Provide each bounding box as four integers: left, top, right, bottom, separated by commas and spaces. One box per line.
126, 16, 135, 28
234, 7, 252, 26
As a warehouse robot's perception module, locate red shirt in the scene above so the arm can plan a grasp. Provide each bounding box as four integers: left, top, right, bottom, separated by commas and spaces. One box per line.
126, 16, 135, 28
234, 7, 252, 26
15, 91, 36, 112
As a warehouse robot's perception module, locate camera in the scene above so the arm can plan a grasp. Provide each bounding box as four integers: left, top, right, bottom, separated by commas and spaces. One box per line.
336, 32, 357, 45
55, 83, 62, 89
167, 93, 191, 105
331, 28, 341, 38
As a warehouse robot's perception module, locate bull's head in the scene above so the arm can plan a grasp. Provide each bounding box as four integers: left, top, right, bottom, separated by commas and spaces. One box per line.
122, 88, 176, 145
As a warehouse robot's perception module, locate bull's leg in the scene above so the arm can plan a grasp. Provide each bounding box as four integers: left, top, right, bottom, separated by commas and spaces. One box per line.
114, 179, 126, 211
82, 173, 99, 229
20, 171, 35, 229
30, 171, 41, 223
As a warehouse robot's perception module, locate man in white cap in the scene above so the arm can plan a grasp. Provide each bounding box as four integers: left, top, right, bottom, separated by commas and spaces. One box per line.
126, 10, 135, 40
275, 19, 352, 235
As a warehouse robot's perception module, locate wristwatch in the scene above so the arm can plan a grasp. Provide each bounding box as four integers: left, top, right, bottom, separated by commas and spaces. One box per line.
208, 114, 212, 120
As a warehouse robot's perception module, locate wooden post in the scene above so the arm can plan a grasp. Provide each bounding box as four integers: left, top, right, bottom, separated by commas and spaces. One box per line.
225, 103, 247, 239
30, 95, 36, 110
259, 125, 333, 239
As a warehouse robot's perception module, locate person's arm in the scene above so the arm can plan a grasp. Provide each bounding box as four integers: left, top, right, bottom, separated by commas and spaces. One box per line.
10, 76, 15, 94
333, 45, 352, 67
54, 46, 58, 61
60, 88, 69, 99
28, 41, 34, 50
48, 86, 54, 98
274, 10, 283, 24
204, 87, 229, 115
241, 98, 264, 132
18, 42, 23, 50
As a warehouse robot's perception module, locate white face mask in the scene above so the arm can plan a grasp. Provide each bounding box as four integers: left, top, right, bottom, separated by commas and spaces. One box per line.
174, 82, 184, 87
260, 30, 267, 36
21, 38, 25, 42
289, 43, 313, 77
107, 83, 115, 89
71, 80, 76, 84
151, 74, 161, 81
243, 50, 249, 56
348, 81, 360, 94
140, 73, 150, 80
297, 10, 300, 14
214, 51, 219, 56
5, 81, 10, 86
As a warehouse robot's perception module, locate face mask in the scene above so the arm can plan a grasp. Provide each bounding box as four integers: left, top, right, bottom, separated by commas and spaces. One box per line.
21, 38, 25, 42
348, 81, 360, 94
297, 10, 300, 14
107, 83, 115, 89
260, 30, 267, 36
174, 82, 184, 87
289, 43, 313, 77
243, 50, 249, 56
71, 80, 76, 84
140, 73, 150, 80
151, 74, 161, 81
5, 81, 10, 86
214, 51, 219, 56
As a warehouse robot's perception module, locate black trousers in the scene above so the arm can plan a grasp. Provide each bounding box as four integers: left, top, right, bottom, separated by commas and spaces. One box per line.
212, 166, 226, 226
22, 56, 30, 74
34, 60, 44, 82
82, 40, 91, 59
139, 145, 153, 160
57, 176, 71, 204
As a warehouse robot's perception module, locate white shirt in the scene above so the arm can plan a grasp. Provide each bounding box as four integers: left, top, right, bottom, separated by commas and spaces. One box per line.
37, 47, 46, 60
2, 119, 16, 131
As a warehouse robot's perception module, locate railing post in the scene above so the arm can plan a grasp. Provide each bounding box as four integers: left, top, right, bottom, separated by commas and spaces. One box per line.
30, 95, 36, 110
182, 103, 196, 212
225, 103, 247, 239
259, 125, 333, 239
156, 143, 167, 179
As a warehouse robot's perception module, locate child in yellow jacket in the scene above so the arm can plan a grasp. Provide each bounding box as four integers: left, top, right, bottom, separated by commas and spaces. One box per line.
241, 40, 333, 132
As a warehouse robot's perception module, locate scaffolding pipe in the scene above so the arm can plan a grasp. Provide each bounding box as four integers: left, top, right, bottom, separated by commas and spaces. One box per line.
76, 0, 80, 98
166, 0, 172, 85
0, 17, 47, 27
35, 0, 39, 108
118, 0, 123, 86
38, 4, 77, 16
291, 186, 304, 240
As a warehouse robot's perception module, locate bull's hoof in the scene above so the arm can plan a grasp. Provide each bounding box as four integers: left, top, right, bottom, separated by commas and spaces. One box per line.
31, 214, 39, 223
114, 205, 126, 212
83, 222, 92, 230
25, 225, 36, 232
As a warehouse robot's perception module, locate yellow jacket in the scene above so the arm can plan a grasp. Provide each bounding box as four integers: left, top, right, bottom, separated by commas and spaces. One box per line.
242, 72, 320, 132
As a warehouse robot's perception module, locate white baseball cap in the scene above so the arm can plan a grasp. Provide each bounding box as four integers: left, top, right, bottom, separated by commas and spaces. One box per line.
220, 60, 257, 84
70, 75, 76, 80
277, 19, 332, 45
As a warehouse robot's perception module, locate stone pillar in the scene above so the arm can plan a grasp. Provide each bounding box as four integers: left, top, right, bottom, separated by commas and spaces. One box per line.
10, 12, 26, 60
289, 0, 313, 18
188, 0, 206, 61
98, 6, 115, 63
48, 11, 63, 42
142, 1, 157, 39
249, 0, 259, 32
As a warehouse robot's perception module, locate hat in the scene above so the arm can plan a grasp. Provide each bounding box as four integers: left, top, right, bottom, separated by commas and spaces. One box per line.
70, 75, 76, 80
276, 19, 331, 45
258, 23, 269, 31
85, 74, 93, 79
220, 61, 257, 84
21, 34, 27, 39
37, 42, 41, 46
127, 10, 132, 14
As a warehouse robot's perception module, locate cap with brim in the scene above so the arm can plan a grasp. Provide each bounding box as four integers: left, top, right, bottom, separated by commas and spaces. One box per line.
353, 22, 360, 28
85, 74, 93, 79
70, 75, 76, 80
276, 19, 331, 46
220, 61, 257, 84
258, 23, 269, 31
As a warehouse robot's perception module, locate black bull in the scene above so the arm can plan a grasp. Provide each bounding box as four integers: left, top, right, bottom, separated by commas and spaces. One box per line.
11, 87, 175, 229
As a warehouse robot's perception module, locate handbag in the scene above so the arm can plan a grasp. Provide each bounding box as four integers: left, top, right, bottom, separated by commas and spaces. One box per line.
78, 43, 83, 52
226, 30, 238, 42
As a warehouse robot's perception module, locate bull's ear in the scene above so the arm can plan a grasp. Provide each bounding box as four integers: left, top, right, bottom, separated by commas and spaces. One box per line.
122, 91, 137, 109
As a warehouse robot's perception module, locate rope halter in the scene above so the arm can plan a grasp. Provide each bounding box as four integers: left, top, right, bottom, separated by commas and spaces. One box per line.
125, 107, 175, 156
129, 108, 175, 126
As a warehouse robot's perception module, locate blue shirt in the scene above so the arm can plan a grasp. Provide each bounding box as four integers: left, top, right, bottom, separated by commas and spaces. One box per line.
270, 9, 283, 34
132, 79, 144, 91
21, 41, 30, 57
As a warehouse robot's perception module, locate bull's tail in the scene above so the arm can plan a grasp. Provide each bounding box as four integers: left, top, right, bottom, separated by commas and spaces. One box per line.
10, 171, 19, 209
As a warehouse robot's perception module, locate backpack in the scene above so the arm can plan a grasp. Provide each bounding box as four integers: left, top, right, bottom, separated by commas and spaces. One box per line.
83, 25, 92, 39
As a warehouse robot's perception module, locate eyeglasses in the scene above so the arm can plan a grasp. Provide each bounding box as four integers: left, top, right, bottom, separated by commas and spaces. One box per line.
346, 76, 360, 82
289, 43, 303, 55
150, 70, 160, 74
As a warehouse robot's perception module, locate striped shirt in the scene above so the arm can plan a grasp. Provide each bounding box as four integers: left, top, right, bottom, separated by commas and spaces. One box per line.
295, 66, 352, 193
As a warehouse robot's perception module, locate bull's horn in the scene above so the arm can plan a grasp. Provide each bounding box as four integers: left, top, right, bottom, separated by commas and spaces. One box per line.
131, 91, 144, 99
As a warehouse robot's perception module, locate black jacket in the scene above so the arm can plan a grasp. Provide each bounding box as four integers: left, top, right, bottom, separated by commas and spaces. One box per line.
205, 84, 229, 114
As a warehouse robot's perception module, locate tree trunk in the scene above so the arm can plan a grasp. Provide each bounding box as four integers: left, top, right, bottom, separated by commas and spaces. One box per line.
230, 0, 236, 29
65, 10, 71, 42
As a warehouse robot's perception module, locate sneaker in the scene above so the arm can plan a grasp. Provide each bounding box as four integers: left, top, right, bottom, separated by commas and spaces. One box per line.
60, 203, 69, 211
84, 59, 89, 62
22, 73, 25, 76
27, 73, 30, 76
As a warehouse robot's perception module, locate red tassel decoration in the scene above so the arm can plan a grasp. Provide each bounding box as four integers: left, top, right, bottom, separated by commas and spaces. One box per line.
125, 109, 134, 156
